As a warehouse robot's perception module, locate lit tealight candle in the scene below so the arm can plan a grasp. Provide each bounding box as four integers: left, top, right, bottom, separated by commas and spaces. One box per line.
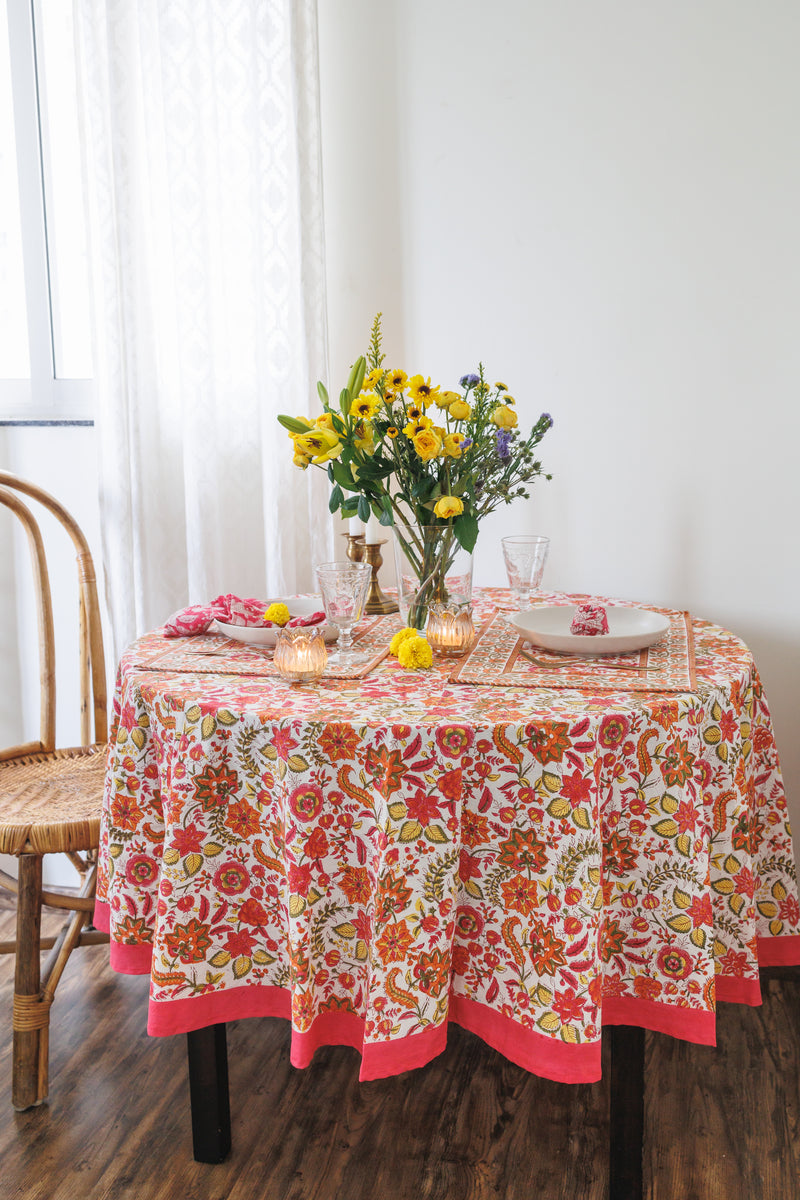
426, 602, 476, 658
365, 513, 382, 544
274, 627, 328, 684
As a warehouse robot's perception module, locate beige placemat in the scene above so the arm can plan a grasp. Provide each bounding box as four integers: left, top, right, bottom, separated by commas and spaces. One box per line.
130, 614, 397, 681
449, 607, 697, 692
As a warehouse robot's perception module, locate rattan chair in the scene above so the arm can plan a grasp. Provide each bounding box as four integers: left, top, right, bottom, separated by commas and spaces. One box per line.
0, 471, 109, 1110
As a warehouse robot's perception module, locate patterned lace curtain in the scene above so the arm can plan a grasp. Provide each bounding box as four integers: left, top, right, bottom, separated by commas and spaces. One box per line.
74, 0, 331, 658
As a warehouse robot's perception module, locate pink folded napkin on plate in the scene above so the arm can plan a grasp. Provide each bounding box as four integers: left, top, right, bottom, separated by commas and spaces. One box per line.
163, 595, 327, 638
163, 595, 268, 638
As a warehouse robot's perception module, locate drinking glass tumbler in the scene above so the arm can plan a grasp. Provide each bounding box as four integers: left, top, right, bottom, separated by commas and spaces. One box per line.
501, 535, 550, 611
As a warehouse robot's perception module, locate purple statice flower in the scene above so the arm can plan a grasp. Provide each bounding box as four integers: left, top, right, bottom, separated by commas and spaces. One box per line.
459, 373, 480, 389
460, 437, 473, 449
540, 412, 554, 429
495, 429, 514, 461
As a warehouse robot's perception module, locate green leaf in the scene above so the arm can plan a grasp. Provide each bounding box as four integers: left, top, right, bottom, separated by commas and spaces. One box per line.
329, 460, 356, 490
453, 512, 479, 553
328, 485, 343, 513
379, 508, 392, 526
357, 494, 371, 522
317, 381, 329, 405
277, 414, 311, 434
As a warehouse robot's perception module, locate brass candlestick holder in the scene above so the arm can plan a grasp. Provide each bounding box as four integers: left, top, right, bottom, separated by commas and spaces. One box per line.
363, 541, 399, 615
344, 533, 365, 563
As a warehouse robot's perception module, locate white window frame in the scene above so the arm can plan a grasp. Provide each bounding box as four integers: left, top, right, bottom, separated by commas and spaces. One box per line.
0, 0, 93, 425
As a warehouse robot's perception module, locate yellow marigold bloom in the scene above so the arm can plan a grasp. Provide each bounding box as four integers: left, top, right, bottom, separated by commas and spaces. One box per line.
350, 392, 381, 420
435, 390, 460, 411
443, 432, 467, 458
294, 427, 343, 464
406, 404, 426, 422
403, 413, 433, 439
389, 626, 420, 656
448, 399, 472, 421
408, 375, 439, 405
503, 395, 516, 406
494, 381, 508, 391
386, 369, 407, 390
397, 635, 433, 670
364, 367, 384, 389
264, 602, 291, 626
386, 426, 399, 438
433, 495, 464, 519
412, 428, 443, 461
492, 404, 518, 429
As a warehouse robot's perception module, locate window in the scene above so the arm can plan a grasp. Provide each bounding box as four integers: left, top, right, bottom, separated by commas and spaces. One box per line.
0, 0, 93, 423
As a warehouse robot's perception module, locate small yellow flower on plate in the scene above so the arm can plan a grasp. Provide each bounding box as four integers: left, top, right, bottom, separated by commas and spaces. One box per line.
264, 602, 291, 626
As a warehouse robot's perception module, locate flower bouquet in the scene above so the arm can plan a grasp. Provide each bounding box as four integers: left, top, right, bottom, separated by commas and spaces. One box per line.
279, 315, 553, 628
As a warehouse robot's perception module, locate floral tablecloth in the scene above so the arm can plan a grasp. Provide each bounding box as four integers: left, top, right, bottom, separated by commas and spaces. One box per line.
95, 590, 800, 1084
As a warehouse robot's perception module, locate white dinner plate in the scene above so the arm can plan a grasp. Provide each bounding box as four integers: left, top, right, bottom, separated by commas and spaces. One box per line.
510, 605, 671, 655
215, 596, 337, 647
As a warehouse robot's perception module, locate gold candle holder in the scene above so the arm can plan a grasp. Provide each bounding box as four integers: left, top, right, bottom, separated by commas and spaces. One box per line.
274, 626, 328, 685
343, 533, 365, 563
362, 541, 399, 615
426, 602, 476, 657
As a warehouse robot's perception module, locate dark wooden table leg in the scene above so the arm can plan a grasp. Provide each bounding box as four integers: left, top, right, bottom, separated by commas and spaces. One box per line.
187, 1024, 231, 1163
608, 1024, 645, 1200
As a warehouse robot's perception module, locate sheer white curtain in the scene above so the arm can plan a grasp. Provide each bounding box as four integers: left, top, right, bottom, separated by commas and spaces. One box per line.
74, 0, 332, 658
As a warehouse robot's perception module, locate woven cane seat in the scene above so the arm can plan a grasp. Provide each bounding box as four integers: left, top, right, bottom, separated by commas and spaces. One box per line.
0, 746, 106, 856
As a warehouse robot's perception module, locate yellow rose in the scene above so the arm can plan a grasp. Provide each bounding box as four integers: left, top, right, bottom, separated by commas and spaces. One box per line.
433, 495, 464, 519
412, 428, 443, 461
294, 427, 344, 464
350, 392, 381, 420
491, 405, 518, 429
315, 412, 337, 432
264, 602, 291, 626
448, 399, 472, 421
435, 390, 461, 411
443, 433, 466, 458
397, 635, 433, 669
389, 627, 420, 656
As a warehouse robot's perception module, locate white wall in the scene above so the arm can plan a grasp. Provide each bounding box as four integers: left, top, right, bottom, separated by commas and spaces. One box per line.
319, 1, 800, 835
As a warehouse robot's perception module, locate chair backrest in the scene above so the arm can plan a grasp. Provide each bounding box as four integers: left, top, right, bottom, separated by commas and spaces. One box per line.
0, 472, 107, 760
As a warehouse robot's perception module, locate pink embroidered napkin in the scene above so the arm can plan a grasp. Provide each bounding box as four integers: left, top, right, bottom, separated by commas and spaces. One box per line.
163, 595, 268, 637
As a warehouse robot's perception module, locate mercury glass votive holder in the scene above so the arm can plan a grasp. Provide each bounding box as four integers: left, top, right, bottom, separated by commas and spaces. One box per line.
426, 602, 476, 658
274, 626, 327, 684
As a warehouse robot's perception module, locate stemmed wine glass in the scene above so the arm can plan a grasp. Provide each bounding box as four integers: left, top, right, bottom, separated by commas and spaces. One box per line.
501, 535, 550, 611
315, 561, 373, 663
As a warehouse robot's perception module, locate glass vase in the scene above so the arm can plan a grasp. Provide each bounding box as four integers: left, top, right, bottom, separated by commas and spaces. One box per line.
391, 523, 474, 631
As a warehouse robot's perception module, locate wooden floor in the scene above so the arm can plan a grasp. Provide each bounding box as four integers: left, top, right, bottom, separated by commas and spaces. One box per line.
0, 899, 799, 1200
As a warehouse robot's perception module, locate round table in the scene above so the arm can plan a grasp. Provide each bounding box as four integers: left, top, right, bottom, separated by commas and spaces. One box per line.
96, 590, 800, 1084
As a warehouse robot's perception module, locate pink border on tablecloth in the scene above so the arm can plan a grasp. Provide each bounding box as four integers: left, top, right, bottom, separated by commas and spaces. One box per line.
94, 900, 800, 1082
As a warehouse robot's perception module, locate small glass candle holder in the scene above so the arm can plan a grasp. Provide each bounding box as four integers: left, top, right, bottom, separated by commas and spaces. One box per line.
426, 602, 476, 658
274, 626, 327, 685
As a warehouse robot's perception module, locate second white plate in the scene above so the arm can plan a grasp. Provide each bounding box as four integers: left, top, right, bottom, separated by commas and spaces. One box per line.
510, 605, 670, 655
